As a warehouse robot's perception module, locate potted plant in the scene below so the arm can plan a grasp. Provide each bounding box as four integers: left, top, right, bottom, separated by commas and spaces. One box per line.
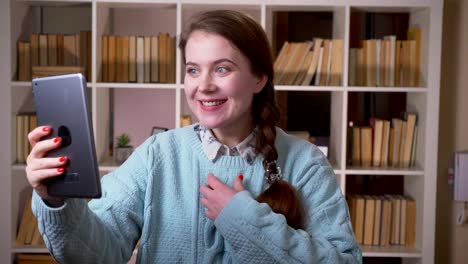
114, 133, 133, 164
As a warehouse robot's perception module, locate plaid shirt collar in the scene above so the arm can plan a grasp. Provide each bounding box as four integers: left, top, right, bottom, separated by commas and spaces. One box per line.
194, 124, 258, 164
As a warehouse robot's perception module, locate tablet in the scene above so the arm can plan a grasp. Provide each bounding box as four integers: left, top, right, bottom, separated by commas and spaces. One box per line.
32, 73, 101, 198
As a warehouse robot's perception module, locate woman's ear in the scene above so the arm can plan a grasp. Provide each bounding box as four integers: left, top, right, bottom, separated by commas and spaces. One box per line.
254, 74, 268, 94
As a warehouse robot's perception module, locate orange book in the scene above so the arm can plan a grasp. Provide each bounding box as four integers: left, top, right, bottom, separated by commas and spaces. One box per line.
56, 34, 64, 66
30, 33, 39, 67
363, 196, 375, 245
101, 35, 109, 82
329, 39, 343, 86
158, 33, 169, 83
360, 127, 373, 167
108, 35, 116, 82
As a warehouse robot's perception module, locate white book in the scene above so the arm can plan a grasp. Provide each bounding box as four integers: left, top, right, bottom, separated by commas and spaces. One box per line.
136, 36, 144, 83
375, 39, 381, 86
144, 36, 151, 83
384, 35, 396, 86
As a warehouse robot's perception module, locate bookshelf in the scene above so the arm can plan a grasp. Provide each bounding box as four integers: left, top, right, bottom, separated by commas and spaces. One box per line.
0, 0, 443, 263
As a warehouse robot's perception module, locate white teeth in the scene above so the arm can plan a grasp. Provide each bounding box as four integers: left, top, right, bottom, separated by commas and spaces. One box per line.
201, 100, 225, 106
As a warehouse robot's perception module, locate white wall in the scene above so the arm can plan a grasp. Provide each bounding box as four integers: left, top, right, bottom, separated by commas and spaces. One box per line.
436, 0, 468, 263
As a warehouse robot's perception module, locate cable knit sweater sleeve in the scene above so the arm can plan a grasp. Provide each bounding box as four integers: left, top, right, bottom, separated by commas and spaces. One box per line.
214, 133, 362, 264
31, 137, 156, 264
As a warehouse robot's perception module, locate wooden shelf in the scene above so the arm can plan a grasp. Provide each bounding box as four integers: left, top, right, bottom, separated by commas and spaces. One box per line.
361, 245, 421, 258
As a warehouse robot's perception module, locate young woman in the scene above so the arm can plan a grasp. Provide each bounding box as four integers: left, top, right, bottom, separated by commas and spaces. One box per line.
26, 10, 361, 263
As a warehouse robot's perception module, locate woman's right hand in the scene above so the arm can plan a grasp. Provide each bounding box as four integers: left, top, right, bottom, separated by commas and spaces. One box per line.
26, 126, 67, 206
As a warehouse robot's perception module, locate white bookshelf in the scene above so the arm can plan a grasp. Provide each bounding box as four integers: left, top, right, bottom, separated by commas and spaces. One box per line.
0, 0, 443, 263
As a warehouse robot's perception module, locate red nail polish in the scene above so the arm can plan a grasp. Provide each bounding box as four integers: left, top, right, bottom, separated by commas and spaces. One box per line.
57, 168, 64, 173
59, 156, 66, 162
238, 174, 244, 180
53, 137, 60, 143
42, 127, 50, 132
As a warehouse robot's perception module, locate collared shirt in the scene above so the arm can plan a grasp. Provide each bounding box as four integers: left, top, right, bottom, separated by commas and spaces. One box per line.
194, 124, 258, 164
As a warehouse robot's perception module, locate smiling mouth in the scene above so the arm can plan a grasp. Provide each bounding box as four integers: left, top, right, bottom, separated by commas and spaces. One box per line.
200, 100, 227, 107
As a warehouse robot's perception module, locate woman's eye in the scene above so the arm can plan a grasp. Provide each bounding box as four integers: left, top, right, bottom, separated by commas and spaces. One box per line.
216, 66, 229, 74
187, 68, 198, 75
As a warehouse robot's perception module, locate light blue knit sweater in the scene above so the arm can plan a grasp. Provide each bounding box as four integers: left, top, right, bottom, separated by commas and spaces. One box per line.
32, 125, 362, 263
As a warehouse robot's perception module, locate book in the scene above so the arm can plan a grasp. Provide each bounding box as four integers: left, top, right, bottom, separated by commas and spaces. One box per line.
372, 197, 382, 245
63, 34, 77, 66
328, 39, 343, 86
301, 38, 323, 86
18, 41, 31, 81
136, 36, 144, 83
380, 197, 392, 246
57, 34, 64, 66
292, 50, 313, 85
402, 113, 417, 167
363, 196, 375, 245
128, 35, 137, 83
354, 195, 365, 244
47, 34, 57, 66
406, 197, 417, 247
352, 126, 361, 166
360, 127, 373, 167
108, 35, 116, 82
30, 33, 39, 67
380, 120, 391, 167
150, 35, 159, 83
372, 119, 383, 167
101, 35, 109, 82
407, 27, 421, 87
313, 46, 324, 86
273, 41, 291, 84
158, 33, 168, 83
144, 36, 151, 83
16, 195, 34, 245
39, 34, 48, 66
319, 39, 331, 86
348, 48, 357, 86
399, 196, 408, 245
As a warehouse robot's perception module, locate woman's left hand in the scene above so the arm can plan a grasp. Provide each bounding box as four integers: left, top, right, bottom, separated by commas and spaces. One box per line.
200, 173, 245, 220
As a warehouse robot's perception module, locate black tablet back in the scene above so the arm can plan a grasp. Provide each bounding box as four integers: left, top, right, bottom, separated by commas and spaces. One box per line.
32, 73, 101, 198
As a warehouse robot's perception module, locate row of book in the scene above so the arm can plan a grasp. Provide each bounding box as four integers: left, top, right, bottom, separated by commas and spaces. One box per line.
349, 113, 418, 168
101, 34, 176, 84
16, 114, 37, 164
16, 254, 57, 264
273, 38, 343, 86
17, 32, 92, 81
16, 195, 45, 247
348, 28, 421, 87
347, 194, 416, 247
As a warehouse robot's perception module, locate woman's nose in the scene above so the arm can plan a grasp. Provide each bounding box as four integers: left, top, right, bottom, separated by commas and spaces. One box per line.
198, 73, 216, 92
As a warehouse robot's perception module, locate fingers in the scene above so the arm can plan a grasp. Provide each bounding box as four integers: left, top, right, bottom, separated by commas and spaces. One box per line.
233, 174, 245, 192
27, 136, 62, 164
27, 156, 68, 171
26, 167, 65, 189
206, 173, 223, 190
28, 126, 52, 147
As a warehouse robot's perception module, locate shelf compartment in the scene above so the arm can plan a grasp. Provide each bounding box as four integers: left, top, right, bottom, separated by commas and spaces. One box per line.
11, 1, 92, 82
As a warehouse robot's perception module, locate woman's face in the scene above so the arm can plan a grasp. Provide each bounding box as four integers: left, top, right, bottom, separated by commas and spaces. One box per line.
184, 30, 267, 139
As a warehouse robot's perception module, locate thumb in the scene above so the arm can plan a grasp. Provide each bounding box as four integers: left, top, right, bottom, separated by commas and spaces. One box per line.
234, 174, 245, 192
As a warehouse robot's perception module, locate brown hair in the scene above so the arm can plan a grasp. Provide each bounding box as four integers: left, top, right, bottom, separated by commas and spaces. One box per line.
179, 10, 305, 229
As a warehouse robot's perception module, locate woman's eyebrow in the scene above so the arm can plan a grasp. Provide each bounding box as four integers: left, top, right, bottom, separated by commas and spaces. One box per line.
185, 58, 239, 67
